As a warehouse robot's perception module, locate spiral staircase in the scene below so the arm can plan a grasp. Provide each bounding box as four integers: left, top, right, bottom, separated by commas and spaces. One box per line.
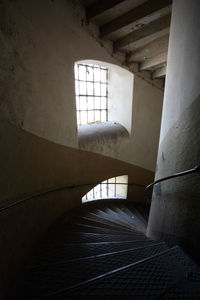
17, 200, 200, 299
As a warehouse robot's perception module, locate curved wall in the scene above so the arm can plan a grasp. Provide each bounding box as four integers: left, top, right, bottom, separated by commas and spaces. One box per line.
147, 0, 200, 262
0, 119, 154, 297
0, 0, 163, 171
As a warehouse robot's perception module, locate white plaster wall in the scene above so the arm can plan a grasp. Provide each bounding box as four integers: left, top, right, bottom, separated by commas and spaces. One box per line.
147, 0, 200, 258
0, 0, 163, 171
120, 76, 163, 171
159, 0, 200, 142
80, 76, 163, 171
108, 64, 133, 133
0, 0, 124, 148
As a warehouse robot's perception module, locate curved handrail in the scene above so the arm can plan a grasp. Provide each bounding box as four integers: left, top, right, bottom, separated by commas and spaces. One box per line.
145, 164, 200, 201
0, 181, 145, 213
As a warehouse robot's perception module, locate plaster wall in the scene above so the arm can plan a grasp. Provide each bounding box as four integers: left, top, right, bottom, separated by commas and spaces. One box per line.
0, 119, 153, 297
159, 0, 200, 142
81, 76, 163, 171
0, 0, 163, 293
0, 0, 163, 171
108, 63, 133, 133
147, 0, 200, 262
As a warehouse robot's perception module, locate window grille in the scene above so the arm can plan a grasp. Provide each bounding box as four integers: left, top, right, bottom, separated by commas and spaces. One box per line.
82, 175, 128, 203
74, 63, 108, 125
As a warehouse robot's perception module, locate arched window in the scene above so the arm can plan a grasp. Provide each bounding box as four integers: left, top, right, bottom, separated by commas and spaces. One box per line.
82, 175, 128, 203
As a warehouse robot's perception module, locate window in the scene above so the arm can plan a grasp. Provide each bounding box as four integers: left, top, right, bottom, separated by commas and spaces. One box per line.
74, 59, 134, 134
82, 175, 128, 203
74, 63, 108, 125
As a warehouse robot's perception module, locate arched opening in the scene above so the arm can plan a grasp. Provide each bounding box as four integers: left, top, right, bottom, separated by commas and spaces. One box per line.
82, 175, 128, 203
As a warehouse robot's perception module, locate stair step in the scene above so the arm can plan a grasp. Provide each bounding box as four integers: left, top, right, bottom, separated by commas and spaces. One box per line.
86, 211, 138, 232
125, 203, 148, 226
109, 206, 146, 233
37, 240, 161, 262
65, 215, 137, 234
89, 209, 142, 232
80, 215, 138, 233
103, 207, 144, 232
16, 200, 200, 299
68, 223, 141, 236
49, 247, 199, 299
21, 243, 168, 299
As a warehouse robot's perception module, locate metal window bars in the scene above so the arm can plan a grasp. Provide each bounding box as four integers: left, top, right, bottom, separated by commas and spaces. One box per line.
83, 176, 128, 202
74, 63, 108, 125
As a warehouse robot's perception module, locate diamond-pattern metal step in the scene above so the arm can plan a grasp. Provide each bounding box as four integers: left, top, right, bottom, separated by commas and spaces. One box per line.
86, 211, 139, 232
68, 215, 136, 234
109, 206, 146, 233
16, 200, 200, 300
20, 243, 168, 299
51, 247, 200, 299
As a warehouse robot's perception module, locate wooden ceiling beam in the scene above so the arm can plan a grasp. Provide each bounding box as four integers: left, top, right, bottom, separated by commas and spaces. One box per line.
140, 52, 168, 70
86, 0, 127, 20
153, 65, 167, 78
127, 34, 169, 62
100, 0, 172, 38
114, 14, 171, 51
128, 62, 164, 90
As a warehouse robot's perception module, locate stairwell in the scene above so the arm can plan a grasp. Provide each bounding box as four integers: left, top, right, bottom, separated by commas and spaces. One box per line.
17, 200, 200, 299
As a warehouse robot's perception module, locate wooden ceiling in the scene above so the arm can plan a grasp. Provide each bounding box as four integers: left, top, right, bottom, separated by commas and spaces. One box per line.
80, 0, 172, 89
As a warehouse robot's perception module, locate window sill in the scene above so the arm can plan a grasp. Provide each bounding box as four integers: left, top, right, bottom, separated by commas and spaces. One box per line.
78, 121, 129, 147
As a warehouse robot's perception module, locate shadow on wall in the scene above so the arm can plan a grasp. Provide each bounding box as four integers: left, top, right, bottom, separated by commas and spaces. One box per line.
0, 118, 153, 298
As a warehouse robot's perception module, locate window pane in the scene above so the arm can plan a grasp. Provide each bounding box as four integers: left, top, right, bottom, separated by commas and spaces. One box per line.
108, 178, 115, 184
79, 81, 86, 95
101, 110, 107, 122
87, 82, 93, 95
94, 97, 101, 109
79, 65, 86, 80
80, 111, 87, 125
101, 97, 107, 109
116, 184, 127, 198
94, 67, 100, 82
116, 175, 128, 184
88, 111, 95, 124
87, 66, 93, 81
79, 97, 87, 110
101, 84, 107, 96
108, 183, 115, 197
95, 110, 100, 122
94, 83, 100, 96
101, 69, 107, 83
94, 185, 100, 198
88, 189, 94, 200
88, 97, 94, 110
75, 81, 79, 95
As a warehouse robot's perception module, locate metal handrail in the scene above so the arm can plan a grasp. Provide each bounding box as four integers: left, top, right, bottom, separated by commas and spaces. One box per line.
0, 181, 144, 213
145, 164, 200, 201
3, 165, 198, 213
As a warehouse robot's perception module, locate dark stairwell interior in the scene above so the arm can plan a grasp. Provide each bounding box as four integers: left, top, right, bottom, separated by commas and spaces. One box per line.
2, 0, 200, 298
13, 199, 200, 299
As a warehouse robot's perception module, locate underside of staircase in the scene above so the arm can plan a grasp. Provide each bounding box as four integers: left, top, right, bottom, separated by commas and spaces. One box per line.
16, 200, 200, 299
